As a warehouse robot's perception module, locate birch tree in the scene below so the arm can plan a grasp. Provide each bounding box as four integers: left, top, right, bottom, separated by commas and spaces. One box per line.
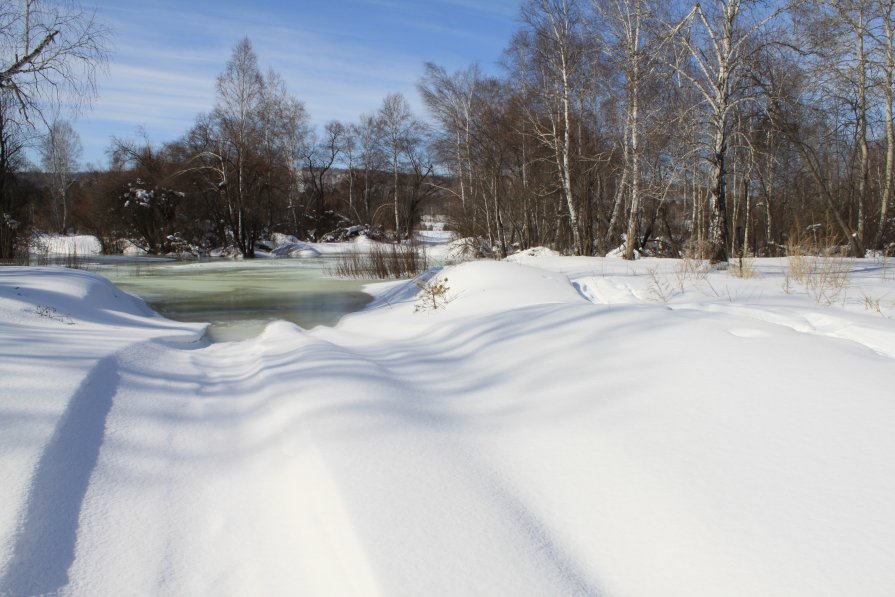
593, 0, 665, 259
0, 0, 107, 258
0, 0, 108, 120
809, 0, 875, 246
782, 0, 875, 255
377, 93, 421, 237
673, 0, 786, 262
187, 38, 307, 253
213, 37, 265, 256
39, 119, 81, 233
521, 0, 588, 255
872, 0, 895, 248
418, 62, 480, 226
353, 113, 384, 222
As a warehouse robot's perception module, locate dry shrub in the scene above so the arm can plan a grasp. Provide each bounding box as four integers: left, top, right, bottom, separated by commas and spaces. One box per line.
729, 257, 759, 279
673, 254, 711, 293
786, 237, 813, 284
677, 254, 711, 280
330, 243, 428, 279
807, 252, 852, 305
784, 231, 852, 305
415, 277, 451, 312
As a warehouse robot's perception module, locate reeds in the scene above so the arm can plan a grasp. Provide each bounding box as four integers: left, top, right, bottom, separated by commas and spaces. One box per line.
329, 243, 429, 279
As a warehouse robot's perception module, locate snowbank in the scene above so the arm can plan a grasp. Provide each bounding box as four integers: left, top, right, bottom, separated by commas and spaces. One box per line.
505, 245, 561, 262
2, 257, 895, 596
30, 234, 102, 256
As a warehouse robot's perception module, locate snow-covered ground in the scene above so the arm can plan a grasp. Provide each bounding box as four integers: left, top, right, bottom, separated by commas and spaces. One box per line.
2, 253, 894, 596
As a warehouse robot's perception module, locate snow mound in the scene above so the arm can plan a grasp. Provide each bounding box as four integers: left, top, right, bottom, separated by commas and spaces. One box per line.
270, 243, 322, 258
423, 237, 485, 262
0, 268, 205, 333
505, 246, 561, 262
268, 233, 323, 257
360, 261, 584, 319
605, 242, 640, 259
270, 232, 301, 246
396, 260, 584, 318
30, 234, 102, 256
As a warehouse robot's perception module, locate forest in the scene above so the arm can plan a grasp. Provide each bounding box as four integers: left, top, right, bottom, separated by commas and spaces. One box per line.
2, 0, 895, 263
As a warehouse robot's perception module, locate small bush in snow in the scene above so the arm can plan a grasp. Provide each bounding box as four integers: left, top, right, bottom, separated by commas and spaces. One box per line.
415, 277, 451, 312
31, 305, 75, 325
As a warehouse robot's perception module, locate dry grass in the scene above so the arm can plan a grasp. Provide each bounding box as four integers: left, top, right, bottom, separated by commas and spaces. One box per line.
860, 291, 888, 317
784, 236, 853, 305
729, 257, 759, 279
647, 266, 675, 303
676, 255, 710, 283
329, 243, 429, 279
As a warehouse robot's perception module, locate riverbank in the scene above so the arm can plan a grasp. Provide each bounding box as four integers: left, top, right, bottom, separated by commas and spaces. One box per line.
2, 256, 894, 596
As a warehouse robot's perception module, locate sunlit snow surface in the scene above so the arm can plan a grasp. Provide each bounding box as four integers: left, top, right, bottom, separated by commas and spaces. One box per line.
2, 254, 895, 596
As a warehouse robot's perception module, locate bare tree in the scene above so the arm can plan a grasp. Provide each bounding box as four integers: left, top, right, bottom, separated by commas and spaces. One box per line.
300, 120, 345, 237
806, 0, 875, 247
257, 68, 309, 232
672, 0, 787, 262
418, 62, 480, 222
0, 0, 109, 121
521, 0, 588, 255
780, 0, 878, 255
0, 0, 107, 258
593, 0, 666, 259
0, 90, 29, 258
213, 37, 265, 256
40, 119, 81, 232
184, 38, 308, 254
341, 124, 358, 218
872, 0, 895, 248
353, 113, 384, 222
377, 92, 421, 237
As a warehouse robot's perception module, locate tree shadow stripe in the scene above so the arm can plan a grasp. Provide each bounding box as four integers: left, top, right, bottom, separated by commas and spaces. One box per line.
1, 355, 119, 596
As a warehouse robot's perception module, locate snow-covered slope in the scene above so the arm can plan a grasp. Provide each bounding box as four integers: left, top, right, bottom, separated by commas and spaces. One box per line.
1, 257, 894, 596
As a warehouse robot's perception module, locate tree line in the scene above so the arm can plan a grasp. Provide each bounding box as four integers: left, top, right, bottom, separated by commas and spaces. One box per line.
3, 0, 895, 261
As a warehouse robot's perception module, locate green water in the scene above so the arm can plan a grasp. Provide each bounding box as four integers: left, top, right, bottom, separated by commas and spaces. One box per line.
93, 258, 374, 342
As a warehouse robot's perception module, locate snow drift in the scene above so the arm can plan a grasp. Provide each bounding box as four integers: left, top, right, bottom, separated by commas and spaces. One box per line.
1, 256, 894, 596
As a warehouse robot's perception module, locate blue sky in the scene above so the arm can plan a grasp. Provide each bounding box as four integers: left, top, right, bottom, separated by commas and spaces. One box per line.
73, 0, 521, 166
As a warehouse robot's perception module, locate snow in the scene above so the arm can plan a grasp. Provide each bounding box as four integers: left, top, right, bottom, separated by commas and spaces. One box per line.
269, 242, 322, 258
505, 245, 561, 261
2, 254, 895, 596
29, 234, 102, 256
27, 231, 463, 263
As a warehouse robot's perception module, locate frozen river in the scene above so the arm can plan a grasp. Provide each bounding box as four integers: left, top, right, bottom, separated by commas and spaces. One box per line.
93, 258, 373, 341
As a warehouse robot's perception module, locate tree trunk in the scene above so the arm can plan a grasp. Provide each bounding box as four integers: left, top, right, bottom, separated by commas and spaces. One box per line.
876, 9, 895, 250
624, 55, 641, 260
709, 124, 730, 263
